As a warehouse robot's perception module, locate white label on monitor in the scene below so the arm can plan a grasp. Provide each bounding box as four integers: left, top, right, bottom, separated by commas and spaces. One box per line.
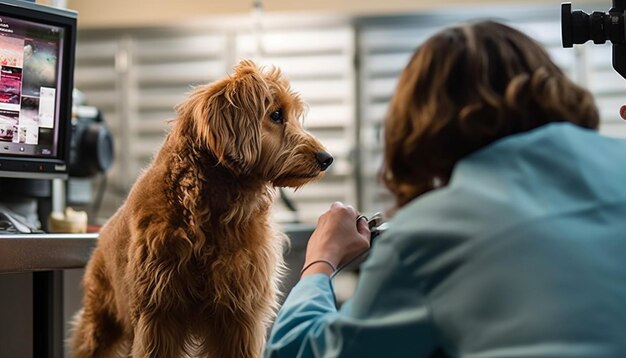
38, 87, 55, 128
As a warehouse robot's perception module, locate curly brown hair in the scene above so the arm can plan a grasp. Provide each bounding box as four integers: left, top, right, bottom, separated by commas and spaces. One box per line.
381, 20, 599, 209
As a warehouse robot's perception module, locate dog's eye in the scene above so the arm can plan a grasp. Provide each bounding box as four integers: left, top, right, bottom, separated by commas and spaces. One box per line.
269, 110, 284, 124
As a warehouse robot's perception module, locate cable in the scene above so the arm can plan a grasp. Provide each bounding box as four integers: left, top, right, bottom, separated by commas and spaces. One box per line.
91, 172, 108, 221
330, 246, 371, 279
279, 187, 299, 213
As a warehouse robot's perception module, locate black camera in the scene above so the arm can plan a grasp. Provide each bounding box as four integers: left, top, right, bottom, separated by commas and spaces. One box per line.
562, 1, 626, 79
69, 105, 114, 178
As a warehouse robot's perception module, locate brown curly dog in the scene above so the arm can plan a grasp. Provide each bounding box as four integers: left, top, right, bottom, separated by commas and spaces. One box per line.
69, 60, 333, 358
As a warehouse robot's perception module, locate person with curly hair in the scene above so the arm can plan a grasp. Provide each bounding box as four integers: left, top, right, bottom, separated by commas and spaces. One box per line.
265, 20, 626, 357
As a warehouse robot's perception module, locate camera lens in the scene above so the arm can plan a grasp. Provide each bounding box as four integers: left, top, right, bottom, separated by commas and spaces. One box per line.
562, 2, 626, 47
562, 1, 626, 80
570, 9, 593, 44
590, 12, 607, 44
562, 3, 574, 47
562, 3, 603, 46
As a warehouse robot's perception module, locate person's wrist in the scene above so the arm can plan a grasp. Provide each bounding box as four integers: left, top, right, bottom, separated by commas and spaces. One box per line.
300, 259, 336, 278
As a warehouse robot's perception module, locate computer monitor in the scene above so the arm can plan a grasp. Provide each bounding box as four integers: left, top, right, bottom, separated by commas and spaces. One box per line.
0, 0, 76, 180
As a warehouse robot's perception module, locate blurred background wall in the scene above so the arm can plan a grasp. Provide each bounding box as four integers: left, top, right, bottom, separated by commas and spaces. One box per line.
53, 0, 622, 227
66, 0, 571, 28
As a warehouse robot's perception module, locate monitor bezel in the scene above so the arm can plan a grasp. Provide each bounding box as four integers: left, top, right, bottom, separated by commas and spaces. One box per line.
0, 0, 76, 180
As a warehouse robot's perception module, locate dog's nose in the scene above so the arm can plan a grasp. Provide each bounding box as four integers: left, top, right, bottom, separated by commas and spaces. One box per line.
315, 152, 334, 171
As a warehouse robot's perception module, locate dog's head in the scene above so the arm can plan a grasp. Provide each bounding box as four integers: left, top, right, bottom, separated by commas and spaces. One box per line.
175, 60, 332, 188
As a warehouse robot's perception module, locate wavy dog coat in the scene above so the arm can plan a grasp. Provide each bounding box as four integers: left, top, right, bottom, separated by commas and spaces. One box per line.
70, 60, 333, 357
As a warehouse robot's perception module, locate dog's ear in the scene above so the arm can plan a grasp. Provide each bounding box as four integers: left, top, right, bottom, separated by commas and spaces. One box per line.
178, 60, 271, 174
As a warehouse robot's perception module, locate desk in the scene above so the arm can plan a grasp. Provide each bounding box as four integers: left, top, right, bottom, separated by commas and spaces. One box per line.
0, 233, 98, 273
0, 233, 98, 358
0, 228, 312, 358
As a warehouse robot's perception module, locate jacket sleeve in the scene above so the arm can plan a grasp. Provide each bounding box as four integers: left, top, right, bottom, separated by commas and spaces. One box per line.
264, 234, 440, 358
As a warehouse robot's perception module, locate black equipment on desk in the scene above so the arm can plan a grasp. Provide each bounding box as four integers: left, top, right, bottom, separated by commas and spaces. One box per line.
69, 102, 114, 178
66, 89, 115, 216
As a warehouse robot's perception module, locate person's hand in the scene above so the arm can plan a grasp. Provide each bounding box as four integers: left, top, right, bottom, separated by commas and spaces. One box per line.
300, 202, 371, 278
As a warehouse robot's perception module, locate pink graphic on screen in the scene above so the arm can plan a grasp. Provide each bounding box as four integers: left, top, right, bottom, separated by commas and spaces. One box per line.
0, 35, 23, 68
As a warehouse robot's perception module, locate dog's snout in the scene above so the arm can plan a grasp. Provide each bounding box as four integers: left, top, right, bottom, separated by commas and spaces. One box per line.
315, 152, 334, 171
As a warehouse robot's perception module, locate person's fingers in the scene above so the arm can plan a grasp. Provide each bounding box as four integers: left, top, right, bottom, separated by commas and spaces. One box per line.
318, 203, 342, 224
620, 105, 626, 120
327, 202, 359, 221
356, 216, 371, 237
330, 201, 344, 209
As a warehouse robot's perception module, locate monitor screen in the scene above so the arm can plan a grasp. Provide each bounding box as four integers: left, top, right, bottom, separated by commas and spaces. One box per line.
0, 0, 75, 179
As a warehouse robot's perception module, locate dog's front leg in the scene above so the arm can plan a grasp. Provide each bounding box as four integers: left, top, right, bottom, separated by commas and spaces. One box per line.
131, 310, 188, 358
195, 302, 271, 358
127, 235, 191, 357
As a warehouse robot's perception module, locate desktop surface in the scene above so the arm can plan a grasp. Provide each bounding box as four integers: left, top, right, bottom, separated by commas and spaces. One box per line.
0, 232, 98, 273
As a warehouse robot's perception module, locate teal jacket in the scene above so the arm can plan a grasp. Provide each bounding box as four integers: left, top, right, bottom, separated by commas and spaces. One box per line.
265, 123, 626, 357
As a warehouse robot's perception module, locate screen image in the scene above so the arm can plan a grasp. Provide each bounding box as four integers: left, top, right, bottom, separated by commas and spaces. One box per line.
0, 14, 63, 158
0, 66, 22, 105
0, 108, 18, 141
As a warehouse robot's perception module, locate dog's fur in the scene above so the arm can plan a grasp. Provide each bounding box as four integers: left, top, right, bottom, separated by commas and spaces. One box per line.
69, 60, 332, 357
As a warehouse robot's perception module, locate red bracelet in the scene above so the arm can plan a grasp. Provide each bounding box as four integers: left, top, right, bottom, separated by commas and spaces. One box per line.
300, 259, 337, 277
